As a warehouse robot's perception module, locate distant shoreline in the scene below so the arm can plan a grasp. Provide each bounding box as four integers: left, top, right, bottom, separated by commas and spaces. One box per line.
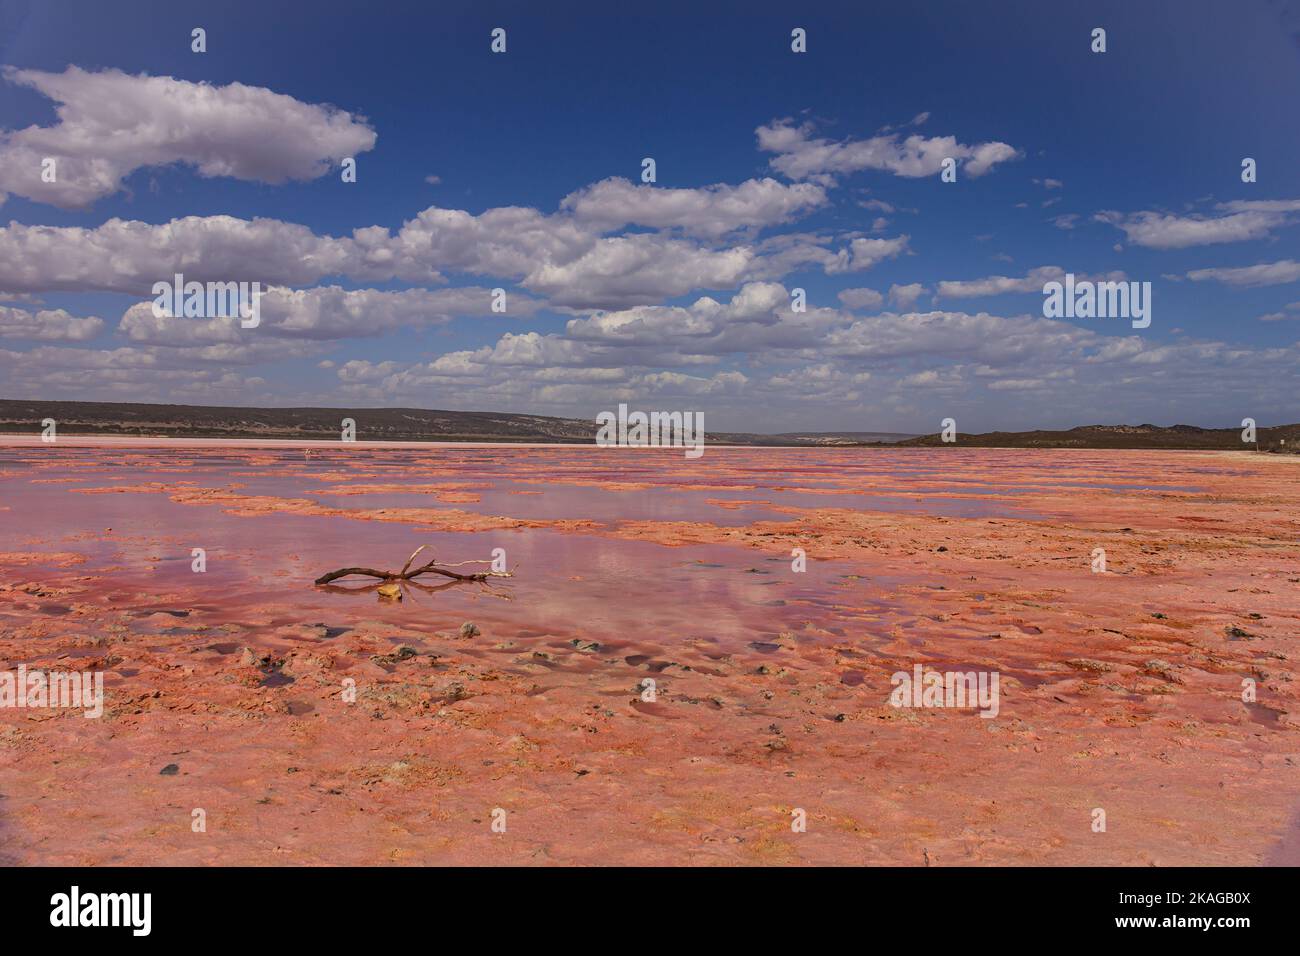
0, 433, 1294, 458
0, 398, 1296, 452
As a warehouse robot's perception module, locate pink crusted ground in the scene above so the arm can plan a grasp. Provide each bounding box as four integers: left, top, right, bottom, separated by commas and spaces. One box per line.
1, 438, 1296, 865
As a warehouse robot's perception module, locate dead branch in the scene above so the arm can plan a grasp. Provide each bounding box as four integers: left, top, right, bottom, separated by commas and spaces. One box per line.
399, 545, 426, 576
314, 549, 514, 587
316, 577, 463, 596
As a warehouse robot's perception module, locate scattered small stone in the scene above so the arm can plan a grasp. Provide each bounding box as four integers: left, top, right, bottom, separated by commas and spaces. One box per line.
459, 622, 481, 639
159, 763, 179, 776
936, 546, 948, 552
240, 647, 271, 667
570, 639, 601, 652
371, 645, 419, 666
1225, 626, 1257, 640
1065, 658, 1113, 674
1142, 659, 1184, 683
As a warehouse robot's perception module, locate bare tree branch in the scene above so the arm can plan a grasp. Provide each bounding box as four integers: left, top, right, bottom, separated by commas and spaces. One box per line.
314, 552, 514, 587
399, 545, 426, 576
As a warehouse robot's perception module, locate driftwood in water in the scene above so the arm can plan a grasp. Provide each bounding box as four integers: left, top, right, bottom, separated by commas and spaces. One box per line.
314, 546, 513, 586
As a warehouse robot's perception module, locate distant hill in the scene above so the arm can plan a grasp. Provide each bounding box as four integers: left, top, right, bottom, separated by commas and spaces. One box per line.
0, 399, 916, 446
0, 399, 595, 443
899, 422, 1300, 453
0, 400, 1294, 451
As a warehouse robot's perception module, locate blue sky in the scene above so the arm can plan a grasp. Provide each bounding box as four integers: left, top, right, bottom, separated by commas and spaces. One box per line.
1, 0, 1298, 432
